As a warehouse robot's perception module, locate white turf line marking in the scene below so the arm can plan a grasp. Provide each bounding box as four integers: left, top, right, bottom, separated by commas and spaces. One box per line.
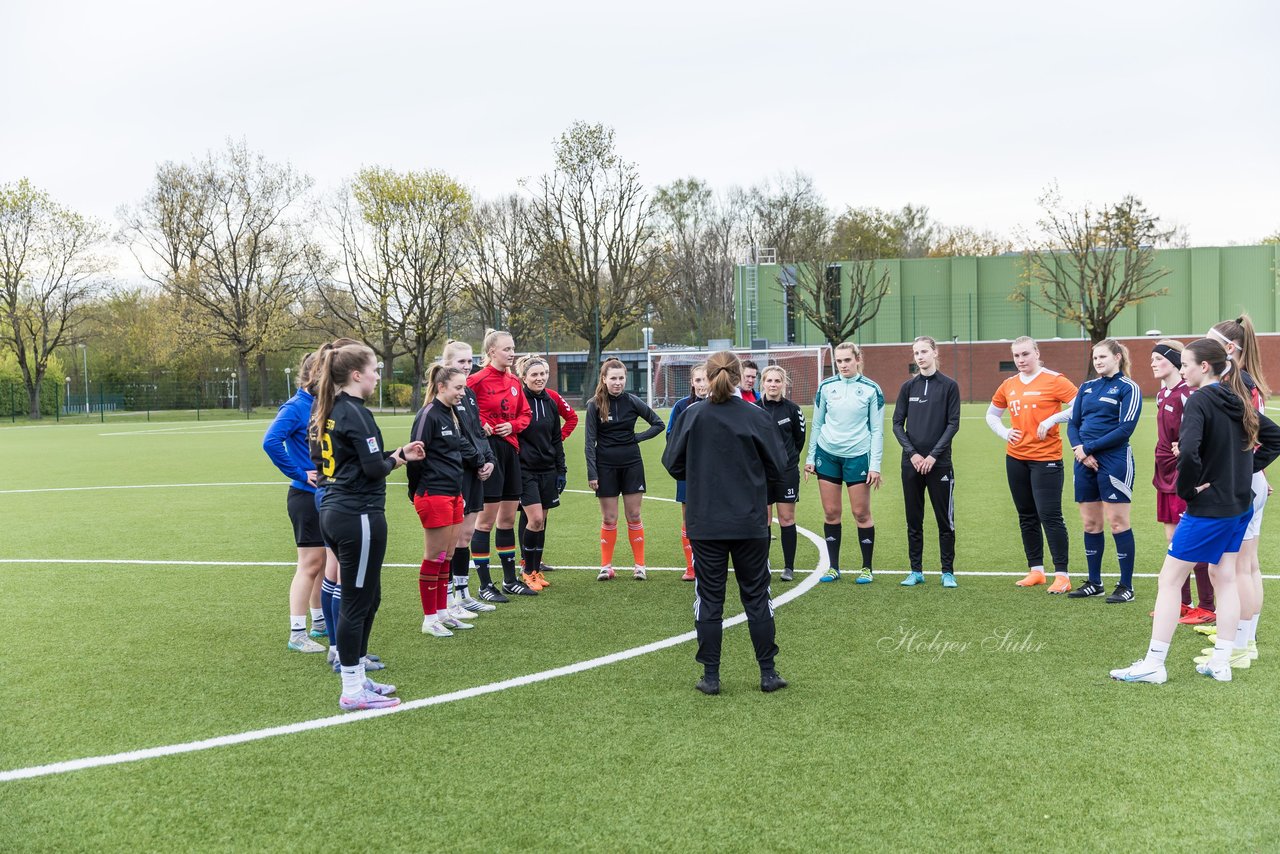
0, 497, 827, 784
0, 482, 283, 495
6, 559, 1279, 581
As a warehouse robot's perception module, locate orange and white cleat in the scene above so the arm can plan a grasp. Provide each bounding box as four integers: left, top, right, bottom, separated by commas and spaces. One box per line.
520, 571, 545, 591
1015, 569, 1047, 587
531, 570, 550, 589
1046, 575, 1073, 594
681, 567, 696, 581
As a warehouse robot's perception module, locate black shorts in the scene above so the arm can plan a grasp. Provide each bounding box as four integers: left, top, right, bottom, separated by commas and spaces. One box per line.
768, 468, 801, 505
483, 437, 523, 503
521, 469, 561, 510
461, 469, 485, 515
287, 487, 324, 548
595, 462, 646, 498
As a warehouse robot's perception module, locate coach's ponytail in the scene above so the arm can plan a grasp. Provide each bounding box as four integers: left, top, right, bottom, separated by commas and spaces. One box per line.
706, 351, 742, 404
1187, 338, 1258, 450
593, 359, 626, 422
1096, 338, 1131, 377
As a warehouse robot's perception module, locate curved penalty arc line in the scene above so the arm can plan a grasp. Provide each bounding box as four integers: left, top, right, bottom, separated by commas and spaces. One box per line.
0, 494, 827, 784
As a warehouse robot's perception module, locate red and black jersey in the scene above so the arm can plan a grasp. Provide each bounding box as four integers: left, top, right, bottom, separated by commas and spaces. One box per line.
467, 364, 530, 451
1153, 380, 1190, 493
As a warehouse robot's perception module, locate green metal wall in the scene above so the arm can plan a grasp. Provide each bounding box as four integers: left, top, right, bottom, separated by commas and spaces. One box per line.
735, 245, 1280, 346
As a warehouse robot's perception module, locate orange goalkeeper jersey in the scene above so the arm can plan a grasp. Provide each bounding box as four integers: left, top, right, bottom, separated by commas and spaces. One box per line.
991, 369, 1078, 462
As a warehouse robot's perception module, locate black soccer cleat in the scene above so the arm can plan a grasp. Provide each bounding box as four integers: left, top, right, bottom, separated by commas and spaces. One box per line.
760, 672, 789, 693
780, 567, 795, 582
695, 676, 720, 695
1105, 584, 1135, 604
476, 583, 509, 604
502, 580, 538, 597
540, 562, 555, 572
1068, 581, 1106, 599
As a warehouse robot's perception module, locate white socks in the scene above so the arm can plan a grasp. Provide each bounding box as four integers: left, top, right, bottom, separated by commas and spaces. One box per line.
290, 615, 306, 632
310, 607, 324, 625
1144, 639, 1170, 667
340, 663, 366, 697
1211, 639, 1233, 667
1234, 621, 1250, 651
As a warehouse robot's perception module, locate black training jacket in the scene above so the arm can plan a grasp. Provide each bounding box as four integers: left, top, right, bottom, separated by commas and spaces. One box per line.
892, 371, 961, 466
584, 392, 664, 481
314, 392, 396, 514
756, 396, 806, 469
521, 387, 567, 474
663, 396, 787, 540
406, 400, 485, 499
455, 387, 496, 472
1177, 382, 1280, 516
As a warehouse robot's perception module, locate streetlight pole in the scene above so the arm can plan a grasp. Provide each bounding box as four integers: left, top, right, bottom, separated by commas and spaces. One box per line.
377, 361, 384, 410
78, 343, 89, 415
284, 367, 291, 402
64, 376, 71, 415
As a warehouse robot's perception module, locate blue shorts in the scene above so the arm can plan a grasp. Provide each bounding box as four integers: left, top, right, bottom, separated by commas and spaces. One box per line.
1168, 509, 1253, 564
814, 447, 870, 486
675, 479, 687, 504
1074, 447, 1134, 504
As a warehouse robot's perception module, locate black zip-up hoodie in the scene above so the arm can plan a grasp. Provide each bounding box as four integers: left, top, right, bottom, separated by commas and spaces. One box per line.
893, 371, 961, 465
521, 387, 567, 474
756, 396, 806, 469
1177, 382, 1280, 516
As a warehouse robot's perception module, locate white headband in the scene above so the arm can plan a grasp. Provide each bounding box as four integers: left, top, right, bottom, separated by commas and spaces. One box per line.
1207, 326, 1235, 358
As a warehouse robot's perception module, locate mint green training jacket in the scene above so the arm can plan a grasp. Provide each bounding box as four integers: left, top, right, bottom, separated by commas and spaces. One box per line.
805, 374, 885, 472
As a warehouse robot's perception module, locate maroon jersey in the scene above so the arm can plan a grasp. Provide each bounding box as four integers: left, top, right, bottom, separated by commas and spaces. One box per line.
1153, 380, 1190, 492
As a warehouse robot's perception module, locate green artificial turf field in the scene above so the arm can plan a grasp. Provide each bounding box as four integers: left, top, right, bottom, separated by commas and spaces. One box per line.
1, 403, 1277, 852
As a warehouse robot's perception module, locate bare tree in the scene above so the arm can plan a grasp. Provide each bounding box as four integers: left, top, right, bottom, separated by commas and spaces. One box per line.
526, 121, 670, 399
0, 179, 109, 418
1015, 186, 1173, 352
736, 172, 826, 261
121, 142, 315, 412
652, 178, 739, 345
781, 208, 891, 346
461, 194, 540, 347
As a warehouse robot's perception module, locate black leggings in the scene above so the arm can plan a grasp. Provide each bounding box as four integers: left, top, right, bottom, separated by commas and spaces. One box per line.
320, 509, 388, 668
902, 458, 956, 571
1004, 456, 1069, 572
690, 537, 778, 675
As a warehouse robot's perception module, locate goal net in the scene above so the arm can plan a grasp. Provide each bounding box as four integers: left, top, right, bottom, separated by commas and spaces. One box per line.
646, 346, 833, 408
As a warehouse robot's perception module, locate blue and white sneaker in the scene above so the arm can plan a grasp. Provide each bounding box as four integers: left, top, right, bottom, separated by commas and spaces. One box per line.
819, 567, 841, 583
339, 689, 400, 711
855, 569, 874, 584
1109, 660, 1168, 684
309, 622, 328, 639
900, 571, 925, 587
941, 572, 958, 589
1195, 660, 1233, 682
361, 655, 385, 671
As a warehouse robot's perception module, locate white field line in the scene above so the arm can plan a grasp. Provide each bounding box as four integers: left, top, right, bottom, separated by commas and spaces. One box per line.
0, 494, 826, 783
99, 428, 270, 436
3, 558, 1277, 581
0, 482, 284, 495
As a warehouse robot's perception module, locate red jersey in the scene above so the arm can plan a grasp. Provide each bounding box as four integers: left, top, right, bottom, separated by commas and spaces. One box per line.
1153, 380, 1190, 493
547, 389, 579, 441
467, 364, 531, 451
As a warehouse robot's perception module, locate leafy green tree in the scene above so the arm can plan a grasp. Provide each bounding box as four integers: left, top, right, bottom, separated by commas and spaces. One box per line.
0, 179, 108, 418
651, 177, 738, 345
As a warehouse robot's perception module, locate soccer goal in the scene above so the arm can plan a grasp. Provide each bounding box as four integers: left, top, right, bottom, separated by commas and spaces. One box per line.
646, 346, 833, 408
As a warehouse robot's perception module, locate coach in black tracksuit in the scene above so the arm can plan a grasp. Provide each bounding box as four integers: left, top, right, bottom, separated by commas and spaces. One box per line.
663, 352, 790, 695
892, 338, 961, 582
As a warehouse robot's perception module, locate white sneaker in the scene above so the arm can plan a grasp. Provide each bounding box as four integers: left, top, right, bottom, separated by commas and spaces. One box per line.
422, 617, 454, 637
460, 595, 496, 613
597, 566, 615, 581
288, 632, 327, 653
448, 604, 478, 621
326, 646, 339, 665
633, 565, 647, 581
441, 615, 475, 630
1109, 660, 1168, 684
1195, 660, 1232, 682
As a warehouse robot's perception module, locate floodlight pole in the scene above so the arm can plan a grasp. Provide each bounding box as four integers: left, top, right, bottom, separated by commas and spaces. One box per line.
284, 367, 291, 401
377, 361, 384, 410
78, 343, 89, 415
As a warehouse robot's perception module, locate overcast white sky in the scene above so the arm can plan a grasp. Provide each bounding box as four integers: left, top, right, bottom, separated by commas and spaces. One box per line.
4, 0, 1277, 269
